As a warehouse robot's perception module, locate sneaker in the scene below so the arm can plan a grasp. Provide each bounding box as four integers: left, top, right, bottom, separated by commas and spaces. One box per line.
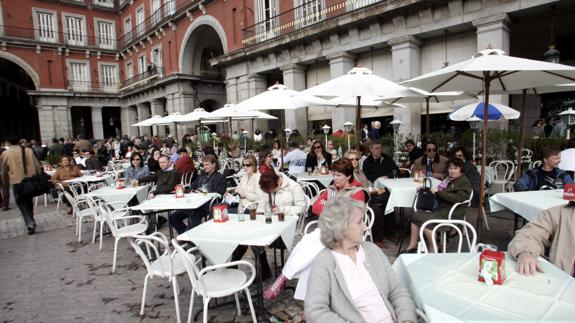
263, 274, 288, 300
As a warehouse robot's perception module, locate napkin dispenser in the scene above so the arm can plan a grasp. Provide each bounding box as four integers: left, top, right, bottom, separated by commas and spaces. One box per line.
116, 178, 126, 189
212, 204, 229, 223
174, 184, 185, 198
320, 165, 328, 175
478, 250, 506, 285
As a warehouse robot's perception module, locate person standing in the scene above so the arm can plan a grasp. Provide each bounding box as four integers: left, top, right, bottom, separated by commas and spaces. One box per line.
48, 138, 66, 160
283, 141, 307, 176
1, 136, 42, 234
368, 121, 382, 140
0, 145, 10, 211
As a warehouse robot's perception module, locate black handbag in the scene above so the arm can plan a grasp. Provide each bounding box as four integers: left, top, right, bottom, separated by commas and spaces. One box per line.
416, 177, 438, 212
16, 147, 53, 197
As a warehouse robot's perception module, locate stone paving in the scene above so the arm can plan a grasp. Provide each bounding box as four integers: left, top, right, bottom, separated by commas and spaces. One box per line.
0, 196, 517, 322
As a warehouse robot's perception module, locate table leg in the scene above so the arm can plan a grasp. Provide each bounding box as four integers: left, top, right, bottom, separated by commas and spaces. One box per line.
167, 211, 174, 240
252, 247, 264, 315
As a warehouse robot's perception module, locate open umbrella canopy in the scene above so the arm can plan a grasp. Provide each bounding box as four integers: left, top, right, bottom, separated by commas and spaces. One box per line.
179, 108, 213, 123
449, 102, 520, 121
207, 103, 278, 120
235, 83, 332, 111
301, 66, 422, 98
149, 112, 184, 125
131, 115, 164, 127
403, 48, 575, 92
329, 96, 406, 109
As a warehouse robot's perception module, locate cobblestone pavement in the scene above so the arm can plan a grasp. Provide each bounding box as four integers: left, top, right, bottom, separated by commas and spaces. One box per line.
0, 197, 516, 322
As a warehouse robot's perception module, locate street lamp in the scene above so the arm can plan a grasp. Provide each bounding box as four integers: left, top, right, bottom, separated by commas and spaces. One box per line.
559, 107, 575, 139
283, 128, 292, 143
344, 121, 353, 151
468, 116, 482, 161
389, 119, 402, 163
322, 124, 331, 149
241, 129, 249, 152
211, 132, 217, 148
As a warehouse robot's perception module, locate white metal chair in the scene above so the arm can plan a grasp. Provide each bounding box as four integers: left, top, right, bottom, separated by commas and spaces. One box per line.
304, 220, 319, 234
299, 181, 321, 199
363, 206, 375, 242
129, 232, 194, 323
181, 171, 195, 189
63, 191, 94, 242
529, 160, 542, 170
55, 183, 66, 212
418, 219, 477, 254
171, 239, 258, 323
488, 160, 515, 194
98, 201, 148, 273
92, 200, 128, 250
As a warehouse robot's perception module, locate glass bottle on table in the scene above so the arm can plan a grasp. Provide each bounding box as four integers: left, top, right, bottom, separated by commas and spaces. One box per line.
264, 203, 273, 224
237, 198, 245, 222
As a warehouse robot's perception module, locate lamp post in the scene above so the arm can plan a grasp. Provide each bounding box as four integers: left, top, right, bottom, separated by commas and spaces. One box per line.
241, 129, 249, 152
344, 121, 353, 151
559, 107, 575, 140
282, 128, 292, 171
322, 124, 331, 149
211, 132, 217, 148
390, 119, 402, 163
468, 116, 482, 161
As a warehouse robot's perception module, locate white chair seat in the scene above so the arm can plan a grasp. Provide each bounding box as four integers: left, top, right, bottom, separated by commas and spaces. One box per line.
202, 269, 248, 297
117, 223, 147, 237
150, 254, 187, 277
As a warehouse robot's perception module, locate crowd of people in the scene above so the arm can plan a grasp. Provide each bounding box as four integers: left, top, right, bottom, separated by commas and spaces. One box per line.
1, 130, 575, 322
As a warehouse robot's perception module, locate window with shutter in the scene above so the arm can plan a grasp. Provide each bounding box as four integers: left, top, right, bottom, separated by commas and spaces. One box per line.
68, 61, 90, 91
64, 15, 86, 46
35, 11, 57, 43
99, 64, 118, 92
96, 20, 115, 49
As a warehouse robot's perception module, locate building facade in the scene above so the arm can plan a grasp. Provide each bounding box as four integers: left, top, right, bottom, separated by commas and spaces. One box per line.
1, 0, 574, 141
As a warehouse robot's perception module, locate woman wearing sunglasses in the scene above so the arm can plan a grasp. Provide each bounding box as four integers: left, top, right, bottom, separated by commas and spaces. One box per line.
258, 148, 275, 174
237, 154, 261, 205
412, 141, 448, 180
305, 141, 332, 170
124, 152, 150, 183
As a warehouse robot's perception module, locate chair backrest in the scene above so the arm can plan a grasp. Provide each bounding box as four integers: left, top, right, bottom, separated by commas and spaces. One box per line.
97, 200, 122, 236
419, 219, 477, 253
68, 182, 85, 197
363, 206, 375, 242
530, 160, 542, 170
181, 171, 194, 189
129, 232, 171, 276
539, 185, 555, 190
520, 148, 533, 163
447, 190, 473, 219
171, 239, 206, 295
304, 220, 319, 234
299, 182, 321, 199
488, 160, 515, 182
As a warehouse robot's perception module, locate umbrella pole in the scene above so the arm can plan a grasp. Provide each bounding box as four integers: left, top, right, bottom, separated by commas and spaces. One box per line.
356, 96, 361, 149
477, 74, 491, 242
251, 118, 255, 151
426, 97, 430, 141
516, 89, 527, 180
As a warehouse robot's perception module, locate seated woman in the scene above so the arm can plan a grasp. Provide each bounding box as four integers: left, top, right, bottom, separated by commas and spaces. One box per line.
147, 149, 161, 172
237, 154, 261, 205
50, 155, 82, 214
451, 146, 480, 206
264, 159, 367, 300
305, 141, 332, 170
344, 150, 370, 186
403, 158, 472, 253
257, 148, 275, 174
233, 170, 306, 280
305, 197, 416, 323
124, 152, 150, 183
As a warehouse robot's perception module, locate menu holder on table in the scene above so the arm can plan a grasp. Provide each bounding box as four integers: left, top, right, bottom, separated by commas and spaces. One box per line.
174, 184, 185, 198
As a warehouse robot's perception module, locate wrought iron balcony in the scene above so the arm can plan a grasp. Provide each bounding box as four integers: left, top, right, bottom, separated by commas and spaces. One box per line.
241, 0, 382, 46
120, 66, 165, 91
0, 25, 117, 50
65, 80, 121, 93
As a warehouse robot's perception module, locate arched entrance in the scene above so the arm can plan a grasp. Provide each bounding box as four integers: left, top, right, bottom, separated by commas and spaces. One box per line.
179, 16, 227, 78
0, 57, 39, 140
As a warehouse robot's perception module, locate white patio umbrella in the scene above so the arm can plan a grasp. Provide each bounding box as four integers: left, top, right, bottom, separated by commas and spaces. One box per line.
403, 47, 575, 236
131, 115, 164, 127
301, 66, 423, 148
178, 108, 215, 145
384, 88, 478, 139
449, 101, 520, 121
206, 103, 278, 137
235, 83, 334, 165
329, 96, 406, 109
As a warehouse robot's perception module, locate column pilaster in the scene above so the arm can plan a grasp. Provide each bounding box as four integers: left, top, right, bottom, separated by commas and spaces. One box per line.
91, 106, 104, 139
327, 52, 356, 131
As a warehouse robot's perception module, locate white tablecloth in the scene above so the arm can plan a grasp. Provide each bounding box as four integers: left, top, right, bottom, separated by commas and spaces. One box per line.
130, 192, 217, 212
177, 214, 298, 265
295, 173, 333, 187
86, 186, 149, 206
374, 178, 440, 214
393, 253, 575, 323
65, 175, 111, 184
489, 190, 566, 222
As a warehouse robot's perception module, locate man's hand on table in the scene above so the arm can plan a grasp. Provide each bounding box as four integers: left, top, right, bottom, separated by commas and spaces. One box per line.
516, 252, 544, 275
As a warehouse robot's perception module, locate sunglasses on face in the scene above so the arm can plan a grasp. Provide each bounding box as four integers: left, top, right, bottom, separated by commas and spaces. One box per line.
350, 158, 359, 161
313, 146, 322, 149
427, 148, 437, 152
133, 158, 141, 161
243, 163, 252, 167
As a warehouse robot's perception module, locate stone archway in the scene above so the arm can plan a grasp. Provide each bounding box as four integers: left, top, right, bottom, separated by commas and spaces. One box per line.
0, 57, 40, 140
179, 15, 227, 76
0, 51, 40, 90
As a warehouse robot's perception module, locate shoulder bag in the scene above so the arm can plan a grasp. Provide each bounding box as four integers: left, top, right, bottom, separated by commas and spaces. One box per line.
16, 146, 53, 197
416, 177, 438, 212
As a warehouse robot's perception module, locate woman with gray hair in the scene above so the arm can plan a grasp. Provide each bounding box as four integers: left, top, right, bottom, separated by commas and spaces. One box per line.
305, 197, 416, 323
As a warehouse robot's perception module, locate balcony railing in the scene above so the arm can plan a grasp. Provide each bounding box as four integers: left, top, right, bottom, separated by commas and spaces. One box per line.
120, 67, 165, 90
242, 0, 382, 46
118, 0, 200, 49
0, 25, 117, 50
66, 80, 120, 93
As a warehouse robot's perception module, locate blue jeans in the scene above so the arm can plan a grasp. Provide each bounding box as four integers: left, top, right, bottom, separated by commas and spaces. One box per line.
169, 204, 210, 234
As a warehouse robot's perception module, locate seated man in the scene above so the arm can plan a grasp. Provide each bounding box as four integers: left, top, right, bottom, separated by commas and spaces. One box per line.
508, 184, 575, 276
515, 148, 573, 191
412, 141, 448, 180
83, 150, 102, 171
169, 154, 226, 233
133, 155, 181, 194
175, 147, 196, 177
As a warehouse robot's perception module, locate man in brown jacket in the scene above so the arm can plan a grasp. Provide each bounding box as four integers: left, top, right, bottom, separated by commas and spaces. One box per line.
508, 184, 575, 276
1, 136, 42, 234
0, 145, 10, 211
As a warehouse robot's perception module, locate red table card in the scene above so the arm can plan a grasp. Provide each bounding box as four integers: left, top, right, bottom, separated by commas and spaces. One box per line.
212, 204, 229, 222
478, 250, 506, 285
174, 184, 185, 198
